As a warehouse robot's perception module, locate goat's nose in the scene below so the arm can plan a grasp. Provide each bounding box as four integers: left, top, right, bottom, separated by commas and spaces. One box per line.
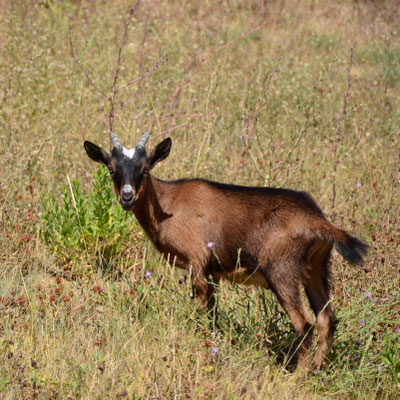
121, 189, 133, 202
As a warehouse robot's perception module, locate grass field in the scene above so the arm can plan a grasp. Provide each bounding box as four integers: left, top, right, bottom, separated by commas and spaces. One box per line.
0, 0, 399, 398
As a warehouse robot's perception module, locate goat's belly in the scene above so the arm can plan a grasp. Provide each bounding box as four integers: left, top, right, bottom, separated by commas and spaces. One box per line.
223, 267, 269, 289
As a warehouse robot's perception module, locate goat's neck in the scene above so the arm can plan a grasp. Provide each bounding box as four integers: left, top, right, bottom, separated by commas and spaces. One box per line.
133, 174, 167, 243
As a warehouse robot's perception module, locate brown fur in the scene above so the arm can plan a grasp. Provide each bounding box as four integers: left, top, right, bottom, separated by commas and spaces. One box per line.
129, 174, 367, 369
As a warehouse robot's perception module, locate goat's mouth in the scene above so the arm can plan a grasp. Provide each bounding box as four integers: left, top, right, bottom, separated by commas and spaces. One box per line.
120, 199, 136, 211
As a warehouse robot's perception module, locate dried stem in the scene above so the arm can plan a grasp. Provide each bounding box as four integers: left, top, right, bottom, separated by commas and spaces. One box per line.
69, 4, 264, 149
108, 1, 141, 140
120, 54, 167, 109
68, 25, 108, 100
68, 1, 143, 147
233, 67, 277, 182
199, 23, 266, 65
330, 47, 354, 222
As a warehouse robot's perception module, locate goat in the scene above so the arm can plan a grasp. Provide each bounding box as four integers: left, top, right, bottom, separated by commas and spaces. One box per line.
84, 131, 368, 370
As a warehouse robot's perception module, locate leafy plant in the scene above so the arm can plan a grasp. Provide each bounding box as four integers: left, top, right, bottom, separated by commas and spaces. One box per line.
380, 334, 400, 385
40, 167, 134, 274
0, 376, 10, 393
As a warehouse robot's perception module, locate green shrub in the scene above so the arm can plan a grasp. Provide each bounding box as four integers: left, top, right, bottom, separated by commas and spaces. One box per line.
40, 167, 134, 275
380, 334, 400, 385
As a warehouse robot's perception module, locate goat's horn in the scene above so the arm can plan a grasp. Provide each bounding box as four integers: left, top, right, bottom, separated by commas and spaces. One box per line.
110, 131, 122, 149
137, 131, 150, 149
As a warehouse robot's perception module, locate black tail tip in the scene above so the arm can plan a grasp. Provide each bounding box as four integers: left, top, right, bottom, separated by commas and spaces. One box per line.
335, 235, 369, 265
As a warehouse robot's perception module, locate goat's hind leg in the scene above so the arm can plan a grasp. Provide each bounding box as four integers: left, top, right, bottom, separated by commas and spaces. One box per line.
265, 266, 315, 370
305, 243, 338, 369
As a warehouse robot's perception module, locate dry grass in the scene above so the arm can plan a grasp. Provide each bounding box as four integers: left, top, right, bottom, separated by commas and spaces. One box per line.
0, 0, 399, 398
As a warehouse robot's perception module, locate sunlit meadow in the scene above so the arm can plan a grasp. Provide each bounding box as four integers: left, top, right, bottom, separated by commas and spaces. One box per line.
0, 1, 399, 398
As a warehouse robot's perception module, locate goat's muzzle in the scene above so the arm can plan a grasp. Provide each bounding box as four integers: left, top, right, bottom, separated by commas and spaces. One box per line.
120, 186, 136, 210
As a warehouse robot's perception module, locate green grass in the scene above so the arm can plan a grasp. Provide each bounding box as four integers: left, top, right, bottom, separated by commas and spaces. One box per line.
0, 0, 399, 398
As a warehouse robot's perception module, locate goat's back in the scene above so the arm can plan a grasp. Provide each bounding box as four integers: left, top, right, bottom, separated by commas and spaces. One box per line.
156, 178, 328, 271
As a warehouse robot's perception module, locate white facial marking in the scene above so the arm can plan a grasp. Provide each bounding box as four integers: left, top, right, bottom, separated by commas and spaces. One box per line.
122, 184, 134, 194
122, 147, 136, 159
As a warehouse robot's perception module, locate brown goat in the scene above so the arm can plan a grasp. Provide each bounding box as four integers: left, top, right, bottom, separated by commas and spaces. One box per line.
84, 132, 368, 370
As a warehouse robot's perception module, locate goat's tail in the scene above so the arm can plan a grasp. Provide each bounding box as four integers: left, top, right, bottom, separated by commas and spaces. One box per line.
316, 221, 369, 265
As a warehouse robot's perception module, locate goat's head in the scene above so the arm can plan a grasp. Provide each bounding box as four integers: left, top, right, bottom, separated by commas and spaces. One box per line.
84, 132, 171, 210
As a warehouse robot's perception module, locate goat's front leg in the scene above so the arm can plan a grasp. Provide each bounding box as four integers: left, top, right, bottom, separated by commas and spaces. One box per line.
192, 274, 216, 311
192, 274, 220, 331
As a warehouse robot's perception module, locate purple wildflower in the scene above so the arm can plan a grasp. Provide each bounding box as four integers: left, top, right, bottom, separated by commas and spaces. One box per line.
207, 242, 215, 249
210, 346, 220, 356
354, 354, 358, 360
178, 277, 184, 284
357, 339, 362, 346
363, 291, 372, 300
360, 320, 365, 325
144, 271, 152, 281
356, 183, 362, 188
397, 328, 400, 334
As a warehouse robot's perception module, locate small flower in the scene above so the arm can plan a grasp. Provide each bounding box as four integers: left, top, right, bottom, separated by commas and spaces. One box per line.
356, 183, 362, 188
396, 328, 400, 334
144, 271, 152, 281
210, 346, 220, 356
356, 339, 362, 346
360, 320, 365, 325
178, 277, 184, 284
353, 354, 358, 360
207, 242, 215, 249
363, 291, 372, 300
377, 365, 383, 371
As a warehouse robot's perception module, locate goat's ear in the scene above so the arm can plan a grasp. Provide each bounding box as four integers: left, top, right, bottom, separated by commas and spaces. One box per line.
84, 141, 111, 165
146, 138, 172, 171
